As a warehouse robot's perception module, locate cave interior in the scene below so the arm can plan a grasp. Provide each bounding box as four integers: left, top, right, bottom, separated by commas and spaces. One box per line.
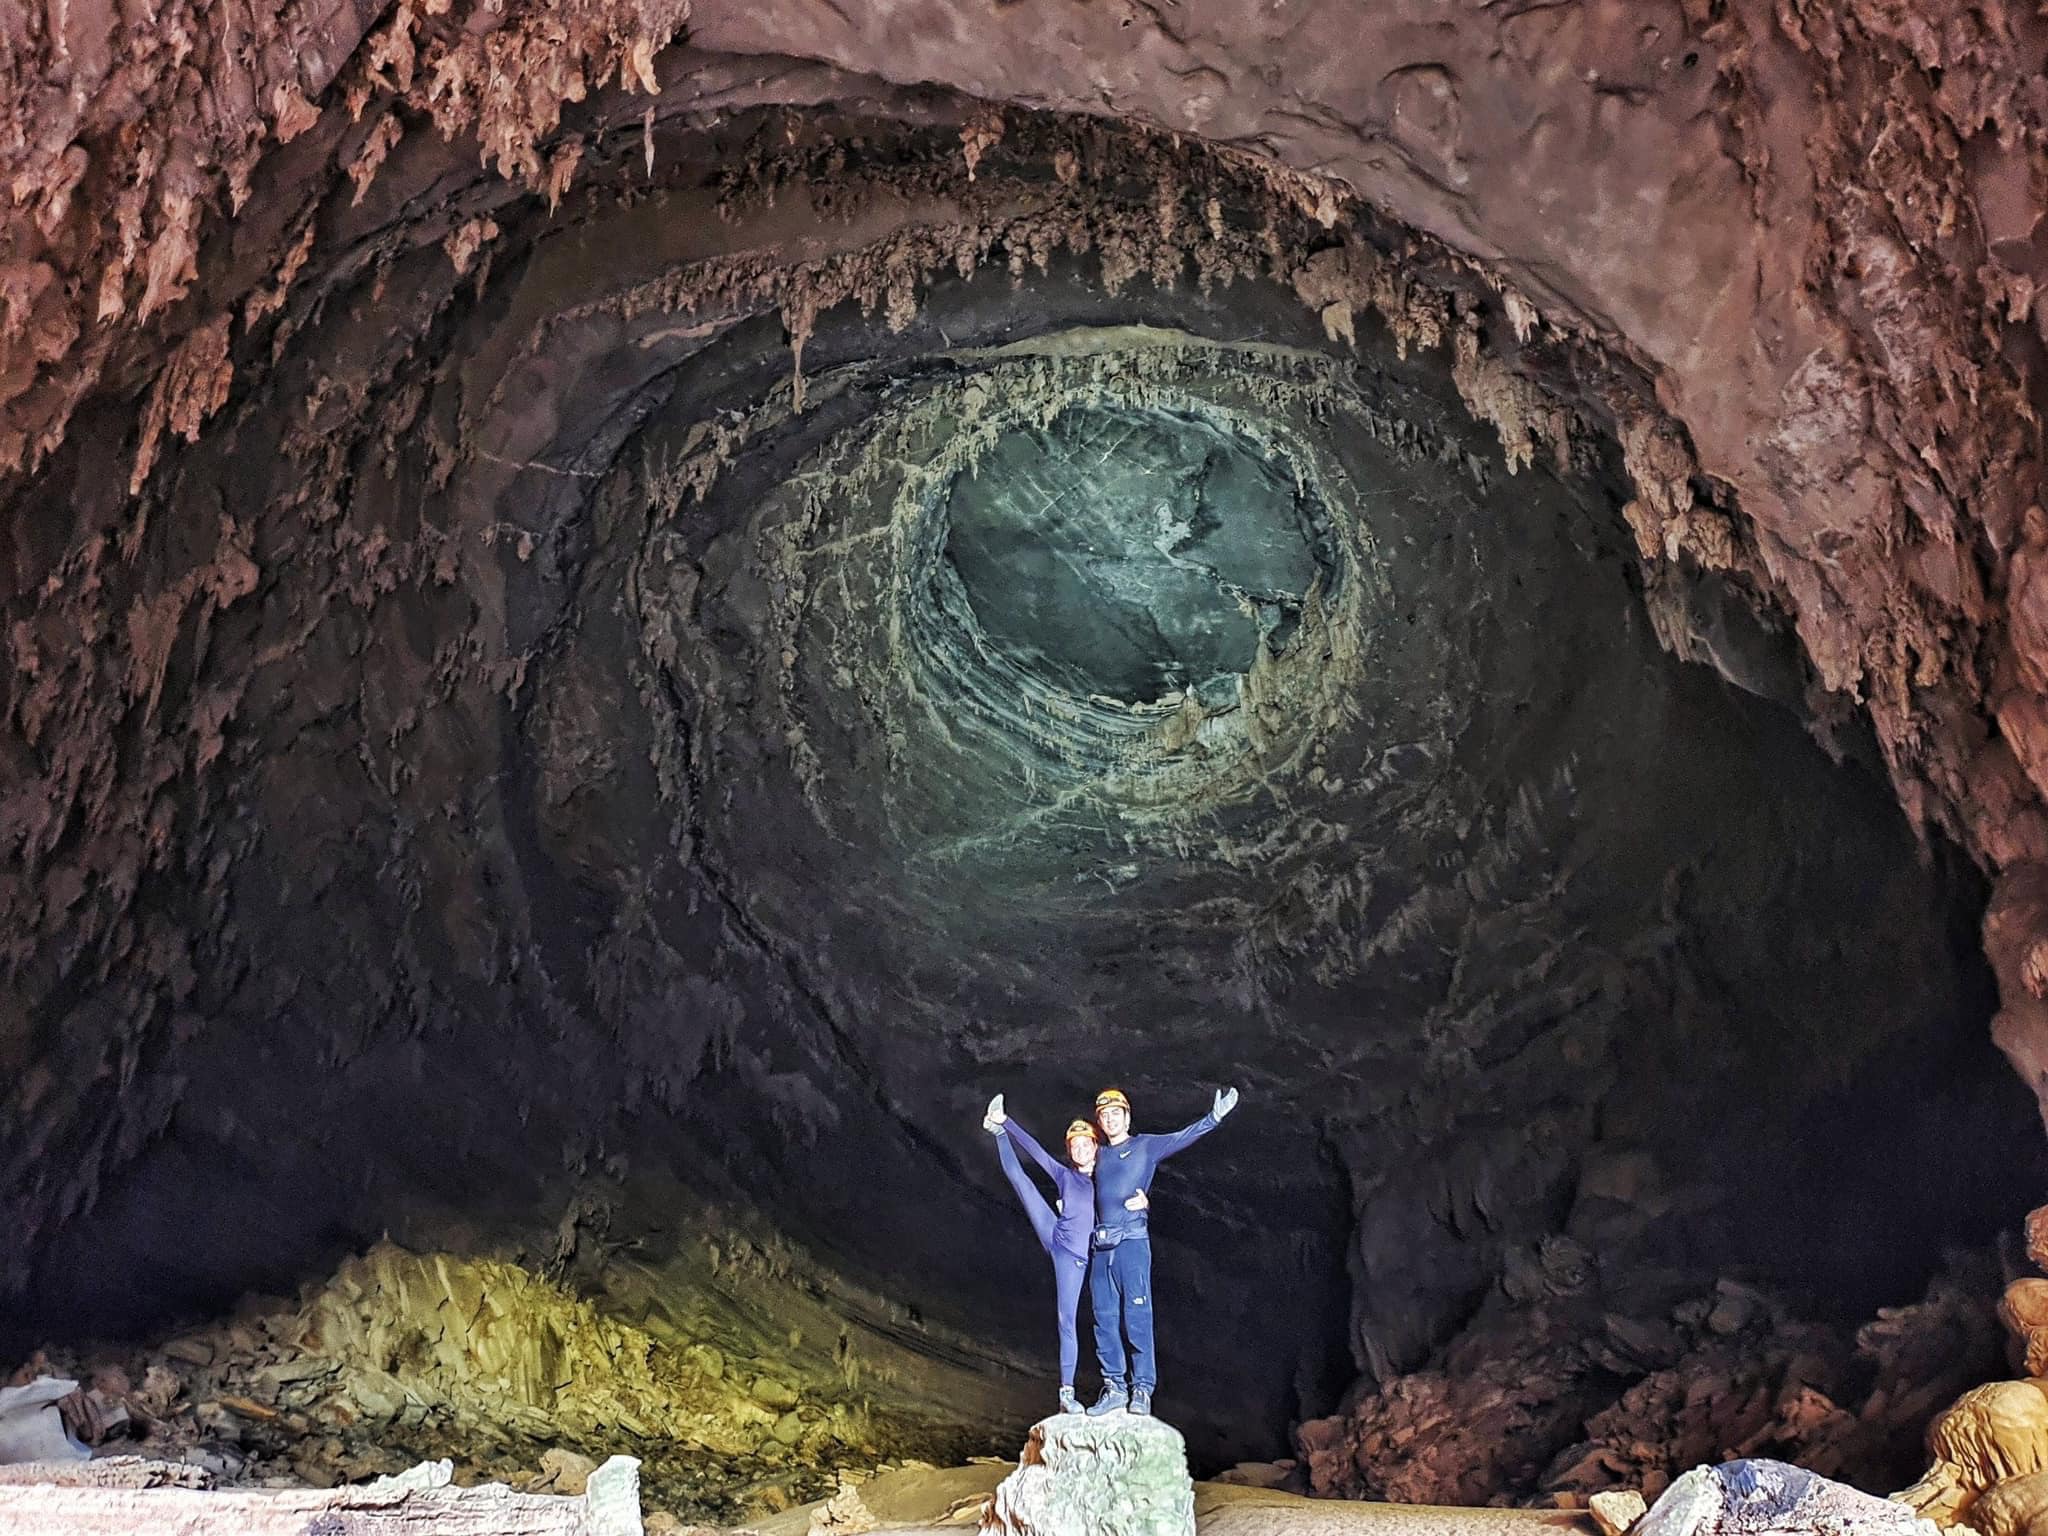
6, 4, 2048, 1525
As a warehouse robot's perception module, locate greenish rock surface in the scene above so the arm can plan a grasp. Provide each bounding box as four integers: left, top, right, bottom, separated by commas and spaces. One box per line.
752, 1378, 800, 1410
685, 1345, 725, 1381
982, 1413, 1195, 1536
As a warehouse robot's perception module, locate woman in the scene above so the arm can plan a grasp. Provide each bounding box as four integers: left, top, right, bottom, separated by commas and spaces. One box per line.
983, 1093, 1144, 1414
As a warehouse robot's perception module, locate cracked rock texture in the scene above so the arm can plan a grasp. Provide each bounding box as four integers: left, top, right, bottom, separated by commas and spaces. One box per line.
982, 1414, 1196, 1536
4, 0, 2048, 1514
14, 1236, 1005, 1519
1635, 1460, 1939, 1536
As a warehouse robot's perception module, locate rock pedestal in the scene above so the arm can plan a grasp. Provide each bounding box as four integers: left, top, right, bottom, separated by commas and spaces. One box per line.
981, 1413, 1195, 1536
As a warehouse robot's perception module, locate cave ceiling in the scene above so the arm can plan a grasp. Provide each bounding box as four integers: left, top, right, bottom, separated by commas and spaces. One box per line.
3, 0, 2048, 1486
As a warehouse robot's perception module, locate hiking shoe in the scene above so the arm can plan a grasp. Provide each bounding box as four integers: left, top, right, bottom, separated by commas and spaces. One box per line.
1058, 1386, 1081, 1415
1129, 1388, 1152, 1416
1086, 1383, 1128, 1417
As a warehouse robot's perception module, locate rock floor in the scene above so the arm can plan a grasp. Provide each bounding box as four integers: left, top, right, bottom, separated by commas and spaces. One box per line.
748, 1463, 1601, 1536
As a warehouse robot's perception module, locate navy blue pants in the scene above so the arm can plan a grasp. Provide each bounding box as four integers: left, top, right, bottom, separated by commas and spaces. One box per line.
998, 1133, 1090, 1386
1089, 1236, 1156, 1391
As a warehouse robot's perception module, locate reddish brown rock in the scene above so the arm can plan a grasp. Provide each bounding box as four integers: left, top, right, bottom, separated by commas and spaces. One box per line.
1301, 1259, 2009, 1507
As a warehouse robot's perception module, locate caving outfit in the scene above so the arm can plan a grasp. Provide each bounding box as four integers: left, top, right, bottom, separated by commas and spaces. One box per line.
992, 1116, 1095, 1394
1085, 1111, 1220, 1406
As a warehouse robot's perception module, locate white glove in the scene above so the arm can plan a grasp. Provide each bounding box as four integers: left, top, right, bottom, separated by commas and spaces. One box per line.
1212, 1086, 1239, 1121
984, 1093, 1007, 1133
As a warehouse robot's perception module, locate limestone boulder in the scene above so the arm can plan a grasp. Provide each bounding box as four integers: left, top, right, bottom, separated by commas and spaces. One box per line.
1639, 1461, 1938, 1536
981, 1414, 1194, 1536
1592, 1489, 1649, 1536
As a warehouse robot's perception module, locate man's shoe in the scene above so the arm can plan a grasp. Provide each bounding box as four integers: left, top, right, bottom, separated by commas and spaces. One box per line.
1086, 1383, 1128, 1417
1058, 1386, 1081, 1415
1128, 1387, 1153, 1416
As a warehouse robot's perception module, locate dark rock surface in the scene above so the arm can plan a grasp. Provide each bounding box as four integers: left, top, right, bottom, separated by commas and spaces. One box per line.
941, 404, 1333, 704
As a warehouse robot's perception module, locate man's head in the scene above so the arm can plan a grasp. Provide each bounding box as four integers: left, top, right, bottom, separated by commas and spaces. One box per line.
1064, 1119, 1099, 1170
1094, 1087, 1132, 1143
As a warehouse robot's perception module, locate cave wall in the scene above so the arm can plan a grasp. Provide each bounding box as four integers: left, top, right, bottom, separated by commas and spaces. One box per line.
8, 0, 2047, 863
3, 0, 2048, 1500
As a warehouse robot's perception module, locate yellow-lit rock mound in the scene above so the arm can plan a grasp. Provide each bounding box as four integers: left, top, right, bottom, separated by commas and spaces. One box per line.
1899, 1209, 2048, 1536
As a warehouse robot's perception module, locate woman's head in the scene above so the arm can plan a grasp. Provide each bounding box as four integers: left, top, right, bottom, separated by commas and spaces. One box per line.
1065, 1119, 1100, 1170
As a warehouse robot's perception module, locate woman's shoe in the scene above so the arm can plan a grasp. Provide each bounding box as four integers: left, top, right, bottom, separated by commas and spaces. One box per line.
1058, 1386, 1081, 1414
983, 1092, 1006, 1134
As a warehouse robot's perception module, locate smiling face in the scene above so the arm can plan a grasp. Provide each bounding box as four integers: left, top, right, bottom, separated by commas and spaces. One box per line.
1067, 1133, 1098, 1171
1097, 1103, 1131, 1143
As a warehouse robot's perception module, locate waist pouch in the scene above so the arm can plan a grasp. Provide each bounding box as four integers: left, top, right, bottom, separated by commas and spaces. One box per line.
1091, 1218, 1149, 1250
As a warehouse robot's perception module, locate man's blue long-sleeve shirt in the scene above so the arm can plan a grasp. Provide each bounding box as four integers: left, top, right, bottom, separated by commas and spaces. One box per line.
1090, 1114, 1219, 1243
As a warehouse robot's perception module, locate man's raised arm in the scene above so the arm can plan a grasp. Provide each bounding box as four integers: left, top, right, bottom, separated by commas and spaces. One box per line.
1148, 1086, 1240, 1160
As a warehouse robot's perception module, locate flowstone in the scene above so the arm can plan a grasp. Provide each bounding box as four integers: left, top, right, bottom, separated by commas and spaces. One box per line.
980, 1413, 1194, 1536
1898, 1215, 2048, 1534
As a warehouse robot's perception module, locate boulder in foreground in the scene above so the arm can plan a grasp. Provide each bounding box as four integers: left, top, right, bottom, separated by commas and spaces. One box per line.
981, 1412, 1194, 1536
1639, 1459, 1937, 1536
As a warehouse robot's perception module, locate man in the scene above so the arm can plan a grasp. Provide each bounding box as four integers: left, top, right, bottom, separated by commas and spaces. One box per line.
1084, 1083, 1240, 1417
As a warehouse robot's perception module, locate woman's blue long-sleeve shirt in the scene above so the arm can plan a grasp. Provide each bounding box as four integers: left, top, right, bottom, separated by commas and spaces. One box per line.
1003, 1118, 1097, 1258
